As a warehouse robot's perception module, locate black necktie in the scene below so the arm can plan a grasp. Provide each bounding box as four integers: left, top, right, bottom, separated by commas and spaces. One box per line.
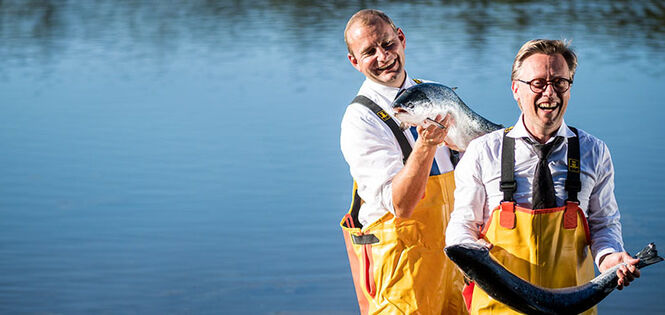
531, 137, 562, 209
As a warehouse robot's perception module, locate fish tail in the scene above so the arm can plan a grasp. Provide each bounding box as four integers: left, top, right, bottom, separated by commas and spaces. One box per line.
634, 243, 665, 269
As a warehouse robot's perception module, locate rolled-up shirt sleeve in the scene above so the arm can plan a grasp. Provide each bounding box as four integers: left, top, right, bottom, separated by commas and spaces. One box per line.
587, 141, 624, 266
340, 104, 404, 218
446, 139, 488, 245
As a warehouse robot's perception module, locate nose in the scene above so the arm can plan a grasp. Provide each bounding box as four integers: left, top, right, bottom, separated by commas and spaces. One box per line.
376, 46, 391, 61
541, 82, 555, 96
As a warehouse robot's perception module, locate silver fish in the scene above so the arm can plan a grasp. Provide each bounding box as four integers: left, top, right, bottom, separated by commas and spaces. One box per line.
444, 242, 664, 315
392, 83, 502, 151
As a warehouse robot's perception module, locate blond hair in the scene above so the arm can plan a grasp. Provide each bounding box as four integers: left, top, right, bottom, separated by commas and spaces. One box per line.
344, 9, 398, 56
511, 39, 578, 80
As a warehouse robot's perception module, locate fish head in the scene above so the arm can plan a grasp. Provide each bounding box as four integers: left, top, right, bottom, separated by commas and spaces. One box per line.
392, 85, 438, 126
444, 242, 491, 277
393, 82, 503, 151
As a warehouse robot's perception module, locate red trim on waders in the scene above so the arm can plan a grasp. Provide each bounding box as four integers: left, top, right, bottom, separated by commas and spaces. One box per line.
499, 201, 516, 229
564, 201, 579, 229
463, 282, 475, 312
342, 213, 372, 314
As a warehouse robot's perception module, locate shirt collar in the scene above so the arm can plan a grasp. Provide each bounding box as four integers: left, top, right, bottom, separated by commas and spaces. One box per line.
506, 114, 576, 143
361, 72, 416, 101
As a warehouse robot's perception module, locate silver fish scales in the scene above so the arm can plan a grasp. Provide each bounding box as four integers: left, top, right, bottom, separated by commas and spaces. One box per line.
392, 83, 502, 151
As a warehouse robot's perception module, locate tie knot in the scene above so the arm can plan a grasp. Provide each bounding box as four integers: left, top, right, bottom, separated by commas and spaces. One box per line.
533, 137, 562, 160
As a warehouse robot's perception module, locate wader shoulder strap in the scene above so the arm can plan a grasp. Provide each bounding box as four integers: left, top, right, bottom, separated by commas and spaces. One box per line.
449, 149, 460, 168
500, 127, 517, 201
352, 95, 412, 163
565, 127, 581, 203
500, 126, 582, 203
346, 95, 414, 229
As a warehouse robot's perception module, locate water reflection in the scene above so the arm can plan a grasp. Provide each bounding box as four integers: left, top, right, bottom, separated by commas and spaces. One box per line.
1, 0, 663, 77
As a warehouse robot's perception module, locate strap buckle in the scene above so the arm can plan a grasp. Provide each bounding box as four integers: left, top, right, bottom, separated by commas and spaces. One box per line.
500, 180, 517, 192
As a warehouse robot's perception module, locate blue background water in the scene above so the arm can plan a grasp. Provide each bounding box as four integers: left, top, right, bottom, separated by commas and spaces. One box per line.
1, 0, 664, 313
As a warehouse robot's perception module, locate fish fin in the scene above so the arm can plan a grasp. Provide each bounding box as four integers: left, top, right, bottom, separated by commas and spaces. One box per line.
634, 243, 665, 269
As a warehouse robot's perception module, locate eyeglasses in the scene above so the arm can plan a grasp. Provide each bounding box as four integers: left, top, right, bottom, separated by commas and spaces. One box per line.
516, 78, 573, 93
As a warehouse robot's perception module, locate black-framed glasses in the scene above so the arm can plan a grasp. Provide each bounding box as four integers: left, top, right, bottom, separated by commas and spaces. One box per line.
517, 78, 573, 93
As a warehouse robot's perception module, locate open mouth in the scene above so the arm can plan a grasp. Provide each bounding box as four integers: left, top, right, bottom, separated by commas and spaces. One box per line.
394, 107, 409, 114
377, 59, 397, 71
537, 102, 559, 110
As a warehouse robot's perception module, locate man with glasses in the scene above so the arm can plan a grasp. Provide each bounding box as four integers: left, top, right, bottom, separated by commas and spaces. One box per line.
446, 39, 640, 314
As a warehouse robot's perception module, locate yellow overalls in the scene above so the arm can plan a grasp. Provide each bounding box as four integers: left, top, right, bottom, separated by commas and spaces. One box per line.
340, 93, 466, 314
467, 127, 596, 315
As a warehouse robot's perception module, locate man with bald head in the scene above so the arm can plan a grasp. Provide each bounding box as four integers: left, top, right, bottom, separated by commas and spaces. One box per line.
340, 9, 466, 314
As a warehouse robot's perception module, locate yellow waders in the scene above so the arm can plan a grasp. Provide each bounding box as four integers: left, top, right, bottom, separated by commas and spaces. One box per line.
342, 172, 466, 314
340, 92, 466, 314
468, 202, 595, 314
467, 127, 595, 315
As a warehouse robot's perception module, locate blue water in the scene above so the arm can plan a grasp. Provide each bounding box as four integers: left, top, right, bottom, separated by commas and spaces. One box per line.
1, 1, 664, 313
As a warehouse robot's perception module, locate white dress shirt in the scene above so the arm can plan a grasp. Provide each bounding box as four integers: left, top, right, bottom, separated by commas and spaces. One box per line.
446, 114, 624, 266
340, 75, 454, 227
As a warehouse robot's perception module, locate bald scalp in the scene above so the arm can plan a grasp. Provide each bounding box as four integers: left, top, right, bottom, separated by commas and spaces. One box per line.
344, 9, 398, 57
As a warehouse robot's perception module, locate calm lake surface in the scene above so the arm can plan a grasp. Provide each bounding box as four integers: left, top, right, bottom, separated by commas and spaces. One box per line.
1, 0, 664, 313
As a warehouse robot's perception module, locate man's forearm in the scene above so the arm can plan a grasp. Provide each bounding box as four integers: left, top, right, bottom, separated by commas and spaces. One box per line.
391, 141, 437, 218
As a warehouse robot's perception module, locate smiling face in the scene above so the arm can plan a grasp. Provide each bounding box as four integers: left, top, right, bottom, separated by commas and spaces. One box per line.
346, 20, 406, 88
512, 53, 571, 142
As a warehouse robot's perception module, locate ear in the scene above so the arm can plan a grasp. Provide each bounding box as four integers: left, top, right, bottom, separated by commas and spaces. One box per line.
397, 28, 406, 48
348, 53, 361, 72
511, 80, 524, 110
511, 80, 520, 101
